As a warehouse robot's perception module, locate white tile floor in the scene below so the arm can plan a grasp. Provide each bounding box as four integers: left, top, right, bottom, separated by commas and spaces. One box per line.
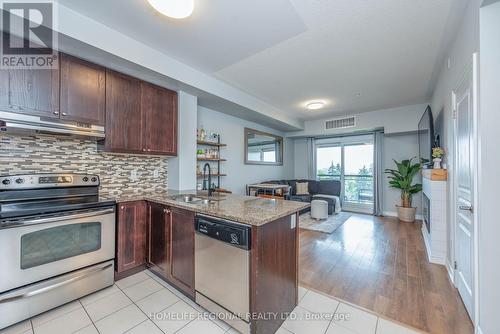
0, 270, 423, 334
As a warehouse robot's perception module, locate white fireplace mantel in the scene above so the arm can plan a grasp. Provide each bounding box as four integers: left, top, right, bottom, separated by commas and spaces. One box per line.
421, 169, 448, 265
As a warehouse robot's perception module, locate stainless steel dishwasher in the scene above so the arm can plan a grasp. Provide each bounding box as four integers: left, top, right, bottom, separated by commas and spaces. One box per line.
195, 214, 251, 334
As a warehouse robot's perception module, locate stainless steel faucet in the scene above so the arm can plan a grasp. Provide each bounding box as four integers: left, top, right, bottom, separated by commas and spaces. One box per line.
202, 163, 213, 197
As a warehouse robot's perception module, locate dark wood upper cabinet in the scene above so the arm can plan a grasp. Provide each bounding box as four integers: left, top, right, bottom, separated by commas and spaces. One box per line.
116, 201, 147, 274
103, 71, 177, 156
170, 207, 195, 296
0, 34, 59, 118
104, 70, 143, 153
148, 202, 171, 278
141, 82, 178, 155
60, 54, 105, 125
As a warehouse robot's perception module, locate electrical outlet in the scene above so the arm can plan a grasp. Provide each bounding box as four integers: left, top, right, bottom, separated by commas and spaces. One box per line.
153, 169, 159, 178
130, 169, 138, 181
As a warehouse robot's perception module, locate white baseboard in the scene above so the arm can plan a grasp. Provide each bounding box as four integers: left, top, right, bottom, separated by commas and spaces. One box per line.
382, 211, 423, 221
446, 260, 455, 285
421, 224, 446, 265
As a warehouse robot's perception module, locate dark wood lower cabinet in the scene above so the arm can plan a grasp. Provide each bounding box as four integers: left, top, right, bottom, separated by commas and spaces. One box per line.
250, 213, 298, 334
116, 201, 147, 276
148, 202, 171, 278
169, 207, 195, 296
146, 203, 195, 298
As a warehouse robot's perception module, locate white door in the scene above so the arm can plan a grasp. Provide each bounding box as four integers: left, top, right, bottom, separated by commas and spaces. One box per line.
454, 67, 475, 320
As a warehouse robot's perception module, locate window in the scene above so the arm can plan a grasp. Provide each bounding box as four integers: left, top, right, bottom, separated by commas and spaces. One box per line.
315, 135, 374, 213
316, 146, 341, 180
21, 222, 102, 269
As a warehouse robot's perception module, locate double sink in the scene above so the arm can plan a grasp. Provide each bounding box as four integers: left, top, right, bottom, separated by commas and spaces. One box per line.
170, 194, 219, 205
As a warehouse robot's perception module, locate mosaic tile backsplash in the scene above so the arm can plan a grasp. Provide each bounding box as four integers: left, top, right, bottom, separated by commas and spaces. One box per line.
0, 133, 168, 197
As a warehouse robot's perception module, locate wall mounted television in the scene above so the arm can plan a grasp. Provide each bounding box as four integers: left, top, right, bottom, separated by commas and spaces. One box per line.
418, 105, 434, 167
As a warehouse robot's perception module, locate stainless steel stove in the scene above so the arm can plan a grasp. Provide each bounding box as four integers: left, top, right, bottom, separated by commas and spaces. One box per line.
0, 174, 116, 329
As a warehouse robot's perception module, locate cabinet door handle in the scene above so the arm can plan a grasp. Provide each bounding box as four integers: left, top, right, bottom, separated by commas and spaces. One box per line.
61, 112, 67, 116
53, 111, 59, 115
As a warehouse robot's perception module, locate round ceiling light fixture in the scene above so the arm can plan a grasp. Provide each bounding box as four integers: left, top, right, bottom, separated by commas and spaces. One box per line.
147, 0, 194, 19
306, 101, 325, 110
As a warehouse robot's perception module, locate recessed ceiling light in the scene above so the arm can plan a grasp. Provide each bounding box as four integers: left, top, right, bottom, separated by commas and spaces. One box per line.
306, 101, 325, 110
147, 0, 194, 19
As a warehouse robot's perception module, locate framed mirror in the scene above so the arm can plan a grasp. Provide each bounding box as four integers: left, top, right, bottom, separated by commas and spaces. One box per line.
244, 128, 283, 165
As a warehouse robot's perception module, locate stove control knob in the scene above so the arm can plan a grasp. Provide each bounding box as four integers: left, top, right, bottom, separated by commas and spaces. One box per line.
82, 176, 89, 182
91, 177, 98, 183
2, 179, 10, 185
15, 178, 24, 184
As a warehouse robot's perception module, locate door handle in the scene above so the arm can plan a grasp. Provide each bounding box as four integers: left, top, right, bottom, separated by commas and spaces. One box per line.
459, 205, 473, 213
0, 207, 115, 229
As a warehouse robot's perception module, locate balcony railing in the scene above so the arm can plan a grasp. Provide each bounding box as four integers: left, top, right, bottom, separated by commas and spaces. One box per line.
316, 174, 374, 204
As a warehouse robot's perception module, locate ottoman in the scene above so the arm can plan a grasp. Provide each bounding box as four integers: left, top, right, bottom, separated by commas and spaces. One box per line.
312, 194, 338, 215
311, 200, 328, 220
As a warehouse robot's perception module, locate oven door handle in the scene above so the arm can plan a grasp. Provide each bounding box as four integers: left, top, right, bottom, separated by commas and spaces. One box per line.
0, 262, 113, 304
1, 207, 115, 229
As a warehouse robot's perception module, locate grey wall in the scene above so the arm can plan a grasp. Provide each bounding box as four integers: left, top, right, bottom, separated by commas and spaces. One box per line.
197, 106, 294, 195
287, 104, 427, 138
478, 2, 500, 333
168, 91, 198, 191
383, 133, 422, 216
290, 104, 422, 216
292, 132, 421, 215
293, 138, 309, 179
430, 0, 480, 288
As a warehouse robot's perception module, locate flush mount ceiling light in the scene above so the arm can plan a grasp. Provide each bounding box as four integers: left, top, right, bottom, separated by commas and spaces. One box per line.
306, 101, 325, 110
147, 0, 194, 19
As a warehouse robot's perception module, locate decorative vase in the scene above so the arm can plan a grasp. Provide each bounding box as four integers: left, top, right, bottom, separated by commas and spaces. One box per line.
396, 206, 417, 223
433, 157, 442, 169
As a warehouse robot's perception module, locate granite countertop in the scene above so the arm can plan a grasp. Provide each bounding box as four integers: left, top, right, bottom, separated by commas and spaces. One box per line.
101, 191, 309, 226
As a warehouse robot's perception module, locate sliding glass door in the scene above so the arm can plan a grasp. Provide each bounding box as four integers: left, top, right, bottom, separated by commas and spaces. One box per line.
315, 136, 374, 213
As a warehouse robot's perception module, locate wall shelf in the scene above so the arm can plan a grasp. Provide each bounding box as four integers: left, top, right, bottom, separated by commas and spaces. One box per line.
196, 133, 226, 191
197, 140, 226, 147
197, 158, 226, 161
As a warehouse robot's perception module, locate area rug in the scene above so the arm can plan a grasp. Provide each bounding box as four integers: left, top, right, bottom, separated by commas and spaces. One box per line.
299, 212, 352, 233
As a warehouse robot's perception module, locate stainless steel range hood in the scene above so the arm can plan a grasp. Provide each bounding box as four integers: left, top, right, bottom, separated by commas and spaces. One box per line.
0, 111, 105, 138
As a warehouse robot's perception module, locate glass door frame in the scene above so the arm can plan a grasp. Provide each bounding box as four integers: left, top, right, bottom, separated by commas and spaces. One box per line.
314, 135, 374, 214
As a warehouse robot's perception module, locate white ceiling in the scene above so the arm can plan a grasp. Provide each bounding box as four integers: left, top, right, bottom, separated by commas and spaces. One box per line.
58, 0, 463, 121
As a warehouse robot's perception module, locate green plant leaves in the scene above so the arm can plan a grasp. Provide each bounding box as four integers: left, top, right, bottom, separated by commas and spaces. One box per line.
384, 157, 423, 206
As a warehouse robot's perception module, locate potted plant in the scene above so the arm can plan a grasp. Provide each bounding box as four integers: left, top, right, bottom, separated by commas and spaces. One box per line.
385, 158, 422, 223
432, 147, 445, 169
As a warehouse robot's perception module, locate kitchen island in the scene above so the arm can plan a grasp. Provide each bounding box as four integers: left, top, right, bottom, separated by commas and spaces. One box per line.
108, 192, 309, 334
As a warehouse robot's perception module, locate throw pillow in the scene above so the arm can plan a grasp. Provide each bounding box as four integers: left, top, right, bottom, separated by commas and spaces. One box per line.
296, 182, 309, 195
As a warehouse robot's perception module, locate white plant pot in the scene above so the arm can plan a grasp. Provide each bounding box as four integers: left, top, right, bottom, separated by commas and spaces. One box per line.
433, 158, 442, 169
396, 206, 417, 223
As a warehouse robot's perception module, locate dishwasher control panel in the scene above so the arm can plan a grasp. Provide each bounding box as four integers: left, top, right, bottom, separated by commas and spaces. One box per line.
195, 215, 250, 250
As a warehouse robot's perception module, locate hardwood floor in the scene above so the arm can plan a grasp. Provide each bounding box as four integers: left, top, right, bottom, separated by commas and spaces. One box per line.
299, 213, 473, 334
